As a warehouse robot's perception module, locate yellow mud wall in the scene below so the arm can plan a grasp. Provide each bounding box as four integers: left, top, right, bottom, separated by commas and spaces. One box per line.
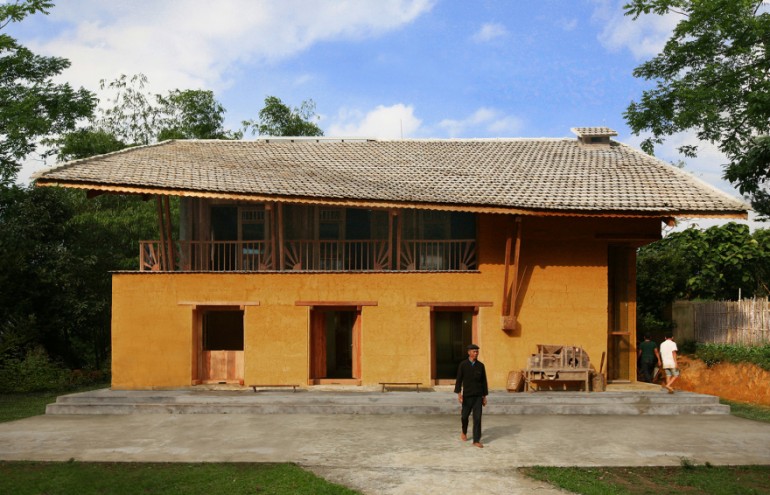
111, 214, 659, 390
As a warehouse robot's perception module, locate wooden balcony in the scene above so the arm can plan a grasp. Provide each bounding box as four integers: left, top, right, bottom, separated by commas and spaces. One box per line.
140, 239, 477, 272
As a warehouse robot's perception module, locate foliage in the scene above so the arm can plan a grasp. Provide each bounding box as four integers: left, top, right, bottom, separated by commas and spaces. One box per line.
97, 74, 159, 146
725, 135, 770, 220
636, 223, 770, 332
0, 462, 360, 495
0, 184, 158, 370
243, 96, 324, 137
156, 89, 241, 140
623, 0, 770, 218
694, 343, 770, 371
0, 347, 67, 392
53, 128, 126, 162
0, 0, 96, 184
521, 464, 770, 494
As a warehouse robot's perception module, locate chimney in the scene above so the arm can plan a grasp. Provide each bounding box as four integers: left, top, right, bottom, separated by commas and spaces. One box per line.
570, 127, 617, 148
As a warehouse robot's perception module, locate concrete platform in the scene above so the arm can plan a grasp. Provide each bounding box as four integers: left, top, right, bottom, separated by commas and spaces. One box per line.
45, 387, 730, 416
2, 412, 769, 494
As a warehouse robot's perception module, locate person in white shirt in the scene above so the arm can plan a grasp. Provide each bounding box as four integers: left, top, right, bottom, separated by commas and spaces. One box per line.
659, 334, 679, 393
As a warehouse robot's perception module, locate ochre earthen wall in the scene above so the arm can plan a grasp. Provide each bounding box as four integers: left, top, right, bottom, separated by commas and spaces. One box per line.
111, 215, 659, 389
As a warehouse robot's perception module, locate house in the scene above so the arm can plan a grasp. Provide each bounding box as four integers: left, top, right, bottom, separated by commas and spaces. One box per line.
33, 128, 748, 390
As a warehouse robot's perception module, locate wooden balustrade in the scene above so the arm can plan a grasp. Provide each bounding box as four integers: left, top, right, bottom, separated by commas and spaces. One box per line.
140, 239, 476, 272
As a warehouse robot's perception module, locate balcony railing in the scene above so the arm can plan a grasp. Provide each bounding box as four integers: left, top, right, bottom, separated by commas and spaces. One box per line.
140, 239, 476, 272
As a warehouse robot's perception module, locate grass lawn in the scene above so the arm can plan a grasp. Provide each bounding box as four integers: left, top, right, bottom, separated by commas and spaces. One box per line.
0, 461, 360, 495
520, 400, 770, 494
520, 464, 770, 495
0, 385, 107, 423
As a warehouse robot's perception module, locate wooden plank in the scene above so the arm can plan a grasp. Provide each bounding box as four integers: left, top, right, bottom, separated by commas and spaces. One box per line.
296, 301, 378, 306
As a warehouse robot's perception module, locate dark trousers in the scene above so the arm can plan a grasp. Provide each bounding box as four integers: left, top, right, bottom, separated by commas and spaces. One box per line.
640, 360, 656, 383
461, 395, 483, 443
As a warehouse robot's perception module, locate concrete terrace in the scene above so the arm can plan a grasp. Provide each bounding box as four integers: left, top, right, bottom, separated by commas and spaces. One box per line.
45, 386, 729, 416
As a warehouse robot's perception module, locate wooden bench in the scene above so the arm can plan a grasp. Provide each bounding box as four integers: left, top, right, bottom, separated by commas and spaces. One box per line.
249, 384, 299, 393
379, 382, 422, 392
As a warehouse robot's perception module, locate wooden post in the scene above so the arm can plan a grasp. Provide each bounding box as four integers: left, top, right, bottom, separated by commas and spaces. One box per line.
501, 216, 522, 330
270, 202, 277, 270
155, 196, 167, 271
277, 203, 285, 271
395, 210, 402, 271
387, 210, 394, 270
163, 196, 175, 270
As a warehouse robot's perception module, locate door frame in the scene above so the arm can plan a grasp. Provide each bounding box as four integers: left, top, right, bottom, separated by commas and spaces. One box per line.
192, 305, 245, 385
429, 306, 479, 385
308, 306, 362, 385
607, 245, 637, 383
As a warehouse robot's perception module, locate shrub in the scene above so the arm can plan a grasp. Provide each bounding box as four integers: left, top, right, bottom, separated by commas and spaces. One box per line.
0, 347, 68, 393
695, 343, 770, 371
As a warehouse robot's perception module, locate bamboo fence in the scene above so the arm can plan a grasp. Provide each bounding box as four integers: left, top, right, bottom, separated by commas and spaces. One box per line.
692, 298, 770, 345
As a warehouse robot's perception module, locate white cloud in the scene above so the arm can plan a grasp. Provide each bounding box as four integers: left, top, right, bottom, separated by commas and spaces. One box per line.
327, 104, 422, 139
438, 108, 524, 138
593, 0, 680, 59
24, 0, 436, 95
471, 22, 508, 43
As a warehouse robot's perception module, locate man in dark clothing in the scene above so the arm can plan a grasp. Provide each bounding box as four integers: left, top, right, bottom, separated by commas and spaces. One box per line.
454, 344, 489, 448
637, 333, 660, 383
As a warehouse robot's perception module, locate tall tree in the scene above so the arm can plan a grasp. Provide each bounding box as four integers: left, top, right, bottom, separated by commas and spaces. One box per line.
0, 0, 95, 185
624, 0, 770, 218
97, 73, 158, 146
243, 96, 323, 137
157, 89, 241, 140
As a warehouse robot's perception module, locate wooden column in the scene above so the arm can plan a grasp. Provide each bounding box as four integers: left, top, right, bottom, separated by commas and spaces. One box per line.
155, 196, 167, 271
163, 196, 175, 270
277, 203, 285, 271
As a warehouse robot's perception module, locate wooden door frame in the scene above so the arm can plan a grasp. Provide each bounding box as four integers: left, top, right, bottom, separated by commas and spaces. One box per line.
191, 305, 245, 385
607, 245, 637, 383
308, 306, 362, 385
428, 306, 480, 385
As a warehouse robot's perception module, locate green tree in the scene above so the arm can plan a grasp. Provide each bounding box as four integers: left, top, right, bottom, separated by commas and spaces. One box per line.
624, 0, 770, 218
636, 223, 770, 332
157, 89, 241, 140
97, 73, 159, 146
55, 128, 126, 162
0, 0, 95, 185
243, 96, 323, 137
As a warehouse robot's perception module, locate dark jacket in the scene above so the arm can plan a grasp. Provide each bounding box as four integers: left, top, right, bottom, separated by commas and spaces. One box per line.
454, 359, 489, 397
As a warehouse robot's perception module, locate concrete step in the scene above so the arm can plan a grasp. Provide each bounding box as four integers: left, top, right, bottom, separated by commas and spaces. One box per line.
46, 389, 730, 416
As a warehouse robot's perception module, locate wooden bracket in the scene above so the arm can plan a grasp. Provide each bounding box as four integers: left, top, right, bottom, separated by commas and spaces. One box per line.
501, 216, 522, 330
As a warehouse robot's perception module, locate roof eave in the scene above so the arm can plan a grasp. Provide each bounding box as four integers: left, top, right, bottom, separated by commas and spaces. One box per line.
33, 179, 749, 220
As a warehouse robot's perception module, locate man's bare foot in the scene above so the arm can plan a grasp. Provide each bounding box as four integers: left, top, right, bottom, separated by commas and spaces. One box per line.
460, 433, 467, 441
472, 442, 484, 448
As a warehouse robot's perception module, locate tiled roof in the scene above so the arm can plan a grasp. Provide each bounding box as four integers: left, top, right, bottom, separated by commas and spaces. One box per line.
33, 138, 748, 215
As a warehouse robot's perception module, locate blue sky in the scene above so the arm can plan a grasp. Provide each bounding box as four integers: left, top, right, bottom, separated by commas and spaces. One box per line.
8, 0, 760, 228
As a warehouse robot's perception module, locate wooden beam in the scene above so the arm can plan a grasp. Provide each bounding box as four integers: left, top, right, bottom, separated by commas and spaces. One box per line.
295, 301, 378, 307
416, 302, 493, 307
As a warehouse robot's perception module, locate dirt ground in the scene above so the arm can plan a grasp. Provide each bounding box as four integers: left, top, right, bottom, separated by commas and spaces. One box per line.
675, 356, 770, 406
